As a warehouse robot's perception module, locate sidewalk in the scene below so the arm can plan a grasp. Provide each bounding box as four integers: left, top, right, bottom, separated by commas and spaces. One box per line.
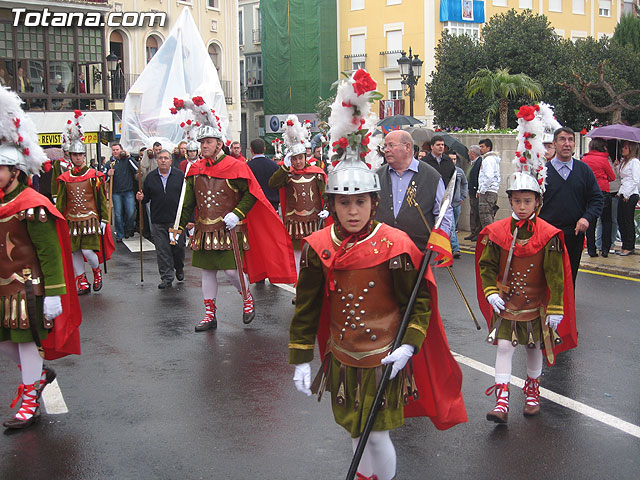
457, 230, 640, 279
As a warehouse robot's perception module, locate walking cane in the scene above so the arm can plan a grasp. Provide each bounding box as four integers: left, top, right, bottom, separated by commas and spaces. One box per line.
137, 159, 144, 282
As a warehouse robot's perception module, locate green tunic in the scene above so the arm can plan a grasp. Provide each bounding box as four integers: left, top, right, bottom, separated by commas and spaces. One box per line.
0, 184, 66, 343
178, 156, 256, 270
55, 165, 109, 251
478, 217, 564, 344
289, 225, 431, 438
50, 157, 69, 199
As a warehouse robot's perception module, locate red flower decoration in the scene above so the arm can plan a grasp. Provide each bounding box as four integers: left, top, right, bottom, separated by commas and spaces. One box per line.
342, 101, 353, 108
353, 69, 377, 96
332, 160, 340, 167
192, 96, 204, 106
515, 151, 521, 156
286, 120, 294, 126
304, 119, 311, 124
23, 148, 30, 156
42, 160, 52, 172
337, 137, 349, 149
524, 140, 532, 150
361, 135, 370, 146
67, 120, 72, 124
516, 105, 537, 122
538, 178, 544, 185
519, 156, 527, 164
580, 128, 588, 135
524, 132, 531, 139
170, 107, 178, 115
74, 109, 83, 118
359, 152, 368, 158
17, 136, 23, 143
173, 98, 185, 109
180, 122, 186, 128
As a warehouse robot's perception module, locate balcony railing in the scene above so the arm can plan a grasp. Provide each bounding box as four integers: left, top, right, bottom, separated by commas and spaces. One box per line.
343, 54, 367, 72
221, 80, 233, 104
379, 50, 403, 70
109, 72, 139, 101
253, 28, 261, 43
243, 84, 263, 101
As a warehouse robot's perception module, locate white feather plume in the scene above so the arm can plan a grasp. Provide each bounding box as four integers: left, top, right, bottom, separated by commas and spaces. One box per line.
282, 114, 309, 150
538, 102, 561, 133
171, 96, 227, 145
513, 104, 547, 192
63, 110, 86, 145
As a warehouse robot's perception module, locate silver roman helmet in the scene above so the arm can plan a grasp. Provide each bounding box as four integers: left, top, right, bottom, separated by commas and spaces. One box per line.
289, 143, 306, 157
186, 140, 200, 151
506, 172, 541, 195
197, 124, 223, 141
68, 139, 86, 154
327, 146, 380, 195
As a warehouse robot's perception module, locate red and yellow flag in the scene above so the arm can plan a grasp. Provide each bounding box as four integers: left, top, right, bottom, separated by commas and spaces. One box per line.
427, 227, 453, 268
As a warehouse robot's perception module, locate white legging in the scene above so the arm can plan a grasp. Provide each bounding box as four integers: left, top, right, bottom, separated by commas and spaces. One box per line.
351, 431, 396, 480
294, 249, 302, 277
201, 269, 248, 299
72, 249, 99, 277
0, 341, 43, 385
494, 339, 543, 384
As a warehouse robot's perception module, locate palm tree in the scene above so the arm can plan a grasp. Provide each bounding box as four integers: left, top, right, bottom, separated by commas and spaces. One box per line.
466, 68, 543, 129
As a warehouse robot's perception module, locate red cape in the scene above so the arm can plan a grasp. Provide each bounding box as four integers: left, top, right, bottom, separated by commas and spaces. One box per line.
57, 168, 115, 262
0, 187, 82, 360
188, 155, 297, 284
277, 164, 328, 223
305, 223, 468, 430
474, 217, 577, 365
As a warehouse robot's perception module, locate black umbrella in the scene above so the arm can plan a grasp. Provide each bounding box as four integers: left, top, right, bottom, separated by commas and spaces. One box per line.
377, 114, 423, 128
440, 133, 469, 161
406, 127, 435, 147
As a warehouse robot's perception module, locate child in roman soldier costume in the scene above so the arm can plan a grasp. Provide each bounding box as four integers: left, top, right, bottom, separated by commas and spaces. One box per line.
289, 71, 467, 480
171, 96, 296, 331
476, 103, 578, 424
56, 110, 114, 295
268, 114, 329, 279
0, 87, 82, 429
50, 126, 74, 201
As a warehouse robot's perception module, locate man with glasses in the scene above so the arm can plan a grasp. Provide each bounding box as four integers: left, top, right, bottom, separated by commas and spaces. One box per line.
376, 130, 453, 251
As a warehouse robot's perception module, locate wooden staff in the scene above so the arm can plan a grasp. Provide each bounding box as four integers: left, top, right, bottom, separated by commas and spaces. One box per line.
137, 159, 144, 282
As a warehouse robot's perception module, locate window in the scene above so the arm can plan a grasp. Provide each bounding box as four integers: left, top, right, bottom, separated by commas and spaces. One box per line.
240, 59, 245, 91
519, 0, 533, 8
351, 0, 365, 10
549, 0, 562, 12
208, 43, 221, 74
350, 33, 366, 70
443, 22, 481, 39
388, 78, 402, 100
245, 54, 262, 101
384, 30, 402, 69
492, 0, 507, 6
386, 0, 402, 4
253, 6, 261, 43
571, 31, 587, 42
572, 0, 585, 14
145, 35, 160, 63
238, 10, 244, 45
207, 0, 219, 9
598, 0, 611, 16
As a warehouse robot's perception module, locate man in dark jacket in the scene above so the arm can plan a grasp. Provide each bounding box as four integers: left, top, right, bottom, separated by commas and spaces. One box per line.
465, 144, 482, 240
104, 143, 138, 242
247, 138, 280, 211
136, 149, 186, 289
423, 135, 456, 185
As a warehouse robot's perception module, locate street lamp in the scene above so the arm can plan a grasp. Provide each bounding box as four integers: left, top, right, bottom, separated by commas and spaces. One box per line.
106, 53, 118, 76
397, 47, 423, 117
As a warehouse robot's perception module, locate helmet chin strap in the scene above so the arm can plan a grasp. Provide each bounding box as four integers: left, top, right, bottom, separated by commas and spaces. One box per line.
0, 168, 20, 201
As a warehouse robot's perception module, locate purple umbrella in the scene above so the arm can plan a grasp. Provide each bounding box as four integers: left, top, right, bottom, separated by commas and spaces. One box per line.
586, 124, 640, 143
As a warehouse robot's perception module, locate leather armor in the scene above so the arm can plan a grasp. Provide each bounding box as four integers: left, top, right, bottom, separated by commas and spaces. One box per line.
65, 178, 99, 237
191, 175, 249, 251
0, 208, 45, 329
285, 173, 323, 239
325, 263, 400, 368
497, 249, 546, 321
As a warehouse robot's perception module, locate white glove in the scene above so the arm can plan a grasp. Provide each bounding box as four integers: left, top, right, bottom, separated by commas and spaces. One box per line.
380, 344, 414, 380
169, 231, 180, 243
545, 314, 563, 330
487, 293, 505, 314
100, 221, 107, 234
293, 363, 312, 396
43, 296, 62, 321
223, 212, 239, 230
318, 209, 330, 219
188, 227, 194, 237
283, 153, 292, 168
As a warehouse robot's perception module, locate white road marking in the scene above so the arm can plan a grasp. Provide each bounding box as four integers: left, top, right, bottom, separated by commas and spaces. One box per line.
271, 282, 640, 439
41, 379, 68, 414
123, 233, 156, 252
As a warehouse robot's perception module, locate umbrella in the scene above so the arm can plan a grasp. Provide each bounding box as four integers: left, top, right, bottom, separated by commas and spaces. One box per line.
377, 114, 423, 128
44, 147, 64, 161
406, 127, 435, 147
585, 125, 640, 143
440, 133, 469, 161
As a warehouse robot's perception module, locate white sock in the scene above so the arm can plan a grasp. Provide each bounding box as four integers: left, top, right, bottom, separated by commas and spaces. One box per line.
202, 270, 219, 299
18, 342, 43, 385
294, 249, 302, 277
352, 431, 396, 480
526, 342, 543, 379
72, 250, 85, 277
224, 269, 249, 294
0, 341, 20, 363
82, 249, 100, 269
495, 339, 515, 384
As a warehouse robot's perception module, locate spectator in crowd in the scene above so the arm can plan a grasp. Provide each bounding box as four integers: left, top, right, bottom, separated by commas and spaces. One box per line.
477, 138, 501, 228
465, 145, 482, 241
417, 150, 428, 161
136, 150, 186, 288
309, 145, 325, 170
449, 151, 468, 259
230, 141, 247, 162
581, 138, 616, 257
179, 141, 200, 174
16, 66, 31, 93
599, 153, 621, 254
423, 135, 456, 186
247, 138, 280, 211
539, 127, 603, 286
172, 141, 187, 170
104, 143, 138, 242
375, 130, 452, 251
421, 140, 431, 155
615, 141, 640, 256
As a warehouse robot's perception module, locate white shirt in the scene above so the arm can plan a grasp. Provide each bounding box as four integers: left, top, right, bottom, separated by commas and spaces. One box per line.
617, 157, 640, 199
478, 151, 501, 194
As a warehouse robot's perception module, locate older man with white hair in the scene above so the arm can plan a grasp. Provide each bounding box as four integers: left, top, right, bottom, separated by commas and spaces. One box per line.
375, 130, 453, 251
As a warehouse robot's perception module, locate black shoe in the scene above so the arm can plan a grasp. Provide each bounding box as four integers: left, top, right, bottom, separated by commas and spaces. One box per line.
601, 251, 608, 258
158, 281, 172, 289
588, 251, 598, 258
195, 317, 217, 331
464, 234, 475, 240
453, 252, 461, 259
175, 270, 184, 282
115, 237, 123, 243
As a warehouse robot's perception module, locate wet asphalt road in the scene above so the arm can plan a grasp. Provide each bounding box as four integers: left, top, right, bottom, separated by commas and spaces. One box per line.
1, 244, 638, 479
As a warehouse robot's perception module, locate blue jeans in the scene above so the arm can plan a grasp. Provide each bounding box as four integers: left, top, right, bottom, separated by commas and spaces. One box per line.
450, 204, 461, 253
112, 191, 136, 240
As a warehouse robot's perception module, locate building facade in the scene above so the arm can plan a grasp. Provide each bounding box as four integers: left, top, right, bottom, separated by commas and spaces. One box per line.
338, 0, 624, 127
106, 0, 241, 142
238, 0, 263, 154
